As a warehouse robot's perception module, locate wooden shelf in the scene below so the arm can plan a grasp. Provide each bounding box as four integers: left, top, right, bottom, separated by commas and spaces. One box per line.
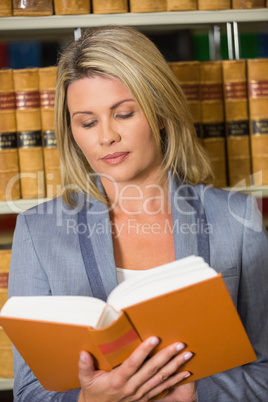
223, 185, 268, 198
0, 378, 14, 391
0, 9, 267, 38
1, 186, 268, 214
0, 198, 51, 215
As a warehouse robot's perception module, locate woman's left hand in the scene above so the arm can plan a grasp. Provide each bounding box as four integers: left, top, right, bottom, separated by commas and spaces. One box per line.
158, 381, 196, 402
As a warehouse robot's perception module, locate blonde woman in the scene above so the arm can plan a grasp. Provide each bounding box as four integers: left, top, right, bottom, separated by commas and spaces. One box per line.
9, 26, 268, 401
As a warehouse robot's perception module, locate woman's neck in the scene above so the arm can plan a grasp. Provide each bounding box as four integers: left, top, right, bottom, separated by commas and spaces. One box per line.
101, 172, 170, 216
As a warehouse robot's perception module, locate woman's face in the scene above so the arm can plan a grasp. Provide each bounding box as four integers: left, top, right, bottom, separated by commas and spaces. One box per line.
67, 76, 163, 185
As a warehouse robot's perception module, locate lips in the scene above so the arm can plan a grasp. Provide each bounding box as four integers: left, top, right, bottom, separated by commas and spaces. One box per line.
101, 152, 130, 165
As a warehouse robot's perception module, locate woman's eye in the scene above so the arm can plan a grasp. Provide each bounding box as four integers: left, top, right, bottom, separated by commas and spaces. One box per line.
117, 111, 135, 119
82, 121, 96, 128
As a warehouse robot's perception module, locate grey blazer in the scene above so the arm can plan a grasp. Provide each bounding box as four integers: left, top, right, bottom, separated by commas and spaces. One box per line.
8, 177, 268, 401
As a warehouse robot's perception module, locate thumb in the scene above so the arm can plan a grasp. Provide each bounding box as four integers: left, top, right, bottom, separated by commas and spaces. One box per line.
78, 351, 95, 386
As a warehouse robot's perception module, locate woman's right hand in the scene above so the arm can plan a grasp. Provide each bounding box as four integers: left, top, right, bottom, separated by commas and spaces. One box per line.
78, 336, 194, 402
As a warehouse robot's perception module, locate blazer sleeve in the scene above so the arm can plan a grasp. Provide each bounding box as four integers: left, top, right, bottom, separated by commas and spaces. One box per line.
196, 195, 268, 401
8, 213, 81, 402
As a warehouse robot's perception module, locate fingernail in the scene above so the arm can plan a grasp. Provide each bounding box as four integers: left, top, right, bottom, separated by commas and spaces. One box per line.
176, 342, 185, 352
184, 351, 193, 361
80, 352, 87, 362
150, 336, 159, 346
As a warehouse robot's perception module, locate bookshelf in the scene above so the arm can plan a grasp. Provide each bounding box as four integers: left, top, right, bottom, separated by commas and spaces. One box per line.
0, 9, 267, 35
0, 7, 267, 394
0, 9, 267, 48
1, 187, 268, 215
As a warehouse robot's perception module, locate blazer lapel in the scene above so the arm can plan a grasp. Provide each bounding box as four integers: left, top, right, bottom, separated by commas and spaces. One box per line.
78, 195, 118, 301
169, 176, 210, 265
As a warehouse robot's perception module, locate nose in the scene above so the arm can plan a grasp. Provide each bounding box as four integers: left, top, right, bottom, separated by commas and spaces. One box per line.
98, 120, 121, 146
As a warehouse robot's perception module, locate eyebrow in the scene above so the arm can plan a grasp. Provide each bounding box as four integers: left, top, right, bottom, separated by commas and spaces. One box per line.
71, 98, 135, 117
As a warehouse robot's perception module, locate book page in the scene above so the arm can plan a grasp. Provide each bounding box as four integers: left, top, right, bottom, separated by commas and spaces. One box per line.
0, 296, 107, 328
108, 256, 217, 311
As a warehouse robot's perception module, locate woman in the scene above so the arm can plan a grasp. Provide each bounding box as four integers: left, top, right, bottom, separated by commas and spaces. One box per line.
9, 26, 268, 401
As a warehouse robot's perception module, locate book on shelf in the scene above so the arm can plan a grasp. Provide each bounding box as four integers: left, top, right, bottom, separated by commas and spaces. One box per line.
38, 67, 62, 199
200, 61, 228, 187
0, 256, 256, 392
169, 61, 202, 143
13, 0, 53, 16
232, 0, 266, 8
222, 59, 252, 187
92, 0, 128, 14
54, 0, 91, 15
197, 0, 231, 9
0, 248, 13, 379
129, 0, 166, 13
0, 248, 11, 310
247, 58, 268, 186
0, 0, 12, 16
0, 69, 21, 202
166, 0, 197, 10
13, 68, 46, 199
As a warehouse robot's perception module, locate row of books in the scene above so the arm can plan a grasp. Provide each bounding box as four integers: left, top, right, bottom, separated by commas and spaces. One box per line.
1, 0, 268, 17
0, 58, 268, 202
0, 248, 13, 378
169, 58, 268, 188
0, 67, 61, 201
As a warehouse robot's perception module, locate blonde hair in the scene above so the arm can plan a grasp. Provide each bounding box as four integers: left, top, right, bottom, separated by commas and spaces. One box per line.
55, 25, 212, 206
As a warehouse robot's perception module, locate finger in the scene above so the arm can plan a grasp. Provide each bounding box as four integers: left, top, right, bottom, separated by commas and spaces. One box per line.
146, 371, 192, 401
132, 348, 194, 399
133, 342, 188, 386
78, 351, 96, 387
151, 378, 195, 401
117, 336, 160, 380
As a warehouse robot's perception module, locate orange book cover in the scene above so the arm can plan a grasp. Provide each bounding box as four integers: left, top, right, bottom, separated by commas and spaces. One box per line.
0, 258, 256, 392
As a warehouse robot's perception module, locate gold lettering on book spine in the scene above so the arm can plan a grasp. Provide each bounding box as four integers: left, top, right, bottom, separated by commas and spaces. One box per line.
0, 70, 20, 201
247, 59, 268, 185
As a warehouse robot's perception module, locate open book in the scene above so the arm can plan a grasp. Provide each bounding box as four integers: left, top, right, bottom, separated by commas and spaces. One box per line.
0, 256, 256, 392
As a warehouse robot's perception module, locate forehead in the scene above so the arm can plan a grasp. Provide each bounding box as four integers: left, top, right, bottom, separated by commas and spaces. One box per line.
67, 76, 135, 112
68, 76, 131, 97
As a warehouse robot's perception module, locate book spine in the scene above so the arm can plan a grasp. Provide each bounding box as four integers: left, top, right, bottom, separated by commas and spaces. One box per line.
247, 58, 268, 185
0, 249, 14, 378
222, 60, 252, 187
166, 0, 197, 10
0, 249, 11, 310
129, 0, 166, 12
169, 61, 202, 142
38, 67, 62, 199
0, 327, 13, 378
0, 69, 21, 201
0, 0, 12, 16
198, 0, 231, 9
232, 0, 265, 8
13, 0, 53, 16
13, 68, 46, 199
92, 0, 128, 14
54, 0, 91, 15
200, 61, 228, 187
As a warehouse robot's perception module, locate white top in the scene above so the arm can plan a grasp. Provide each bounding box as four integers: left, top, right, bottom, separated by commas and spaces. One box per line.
116, 267, 152, 284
